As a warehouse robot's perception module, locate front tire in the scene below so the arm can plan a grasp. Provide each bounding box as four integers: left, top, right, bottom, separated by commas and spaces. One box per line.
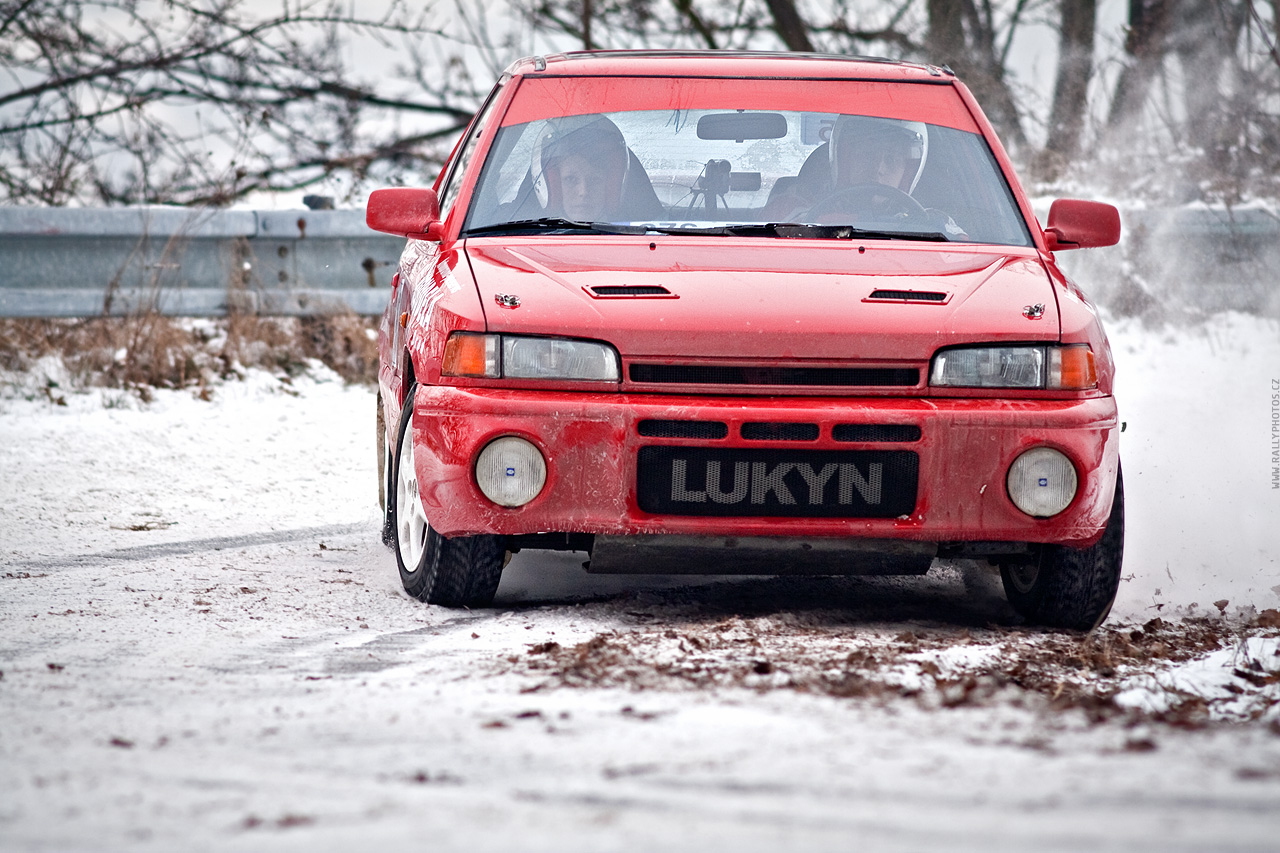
389, 384, 505, 607
1000, 468, 1125, 631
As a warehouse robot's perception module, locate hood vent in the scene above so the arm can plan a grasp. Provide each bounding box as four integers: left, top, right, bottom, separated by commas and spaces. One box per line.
866, 289, 948, 303
585, 284, 676, 299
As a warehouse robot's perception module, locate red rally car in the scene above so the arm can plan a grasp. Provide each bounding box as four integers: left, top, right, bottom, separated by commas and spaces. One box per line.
367, 51, 1124, 630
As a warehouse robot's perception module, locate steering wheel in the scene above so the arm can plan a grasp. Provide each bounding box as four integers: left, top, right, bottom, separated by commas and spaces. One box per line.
803, 182, 928, 224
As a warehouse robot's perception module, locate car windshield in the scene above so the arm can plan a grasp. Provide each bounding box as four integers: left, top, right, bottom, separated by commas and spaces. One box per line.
464, 82, 1032, 246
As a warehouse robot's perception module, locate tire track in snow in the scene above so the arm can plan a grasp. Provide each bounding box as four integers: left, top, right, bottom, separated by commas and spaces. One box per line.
6, 521, 371, 570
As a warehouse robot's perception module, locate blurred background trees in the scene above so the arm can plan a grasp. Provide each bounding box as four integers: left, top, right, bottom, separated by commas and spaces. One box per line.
2, 0, 1278, 207
0, 0, 479, 205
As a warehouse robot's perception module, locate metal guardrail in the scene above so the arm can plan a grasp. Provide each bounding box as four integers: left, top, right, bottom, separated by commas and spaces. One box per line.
0, 207, 404, 317
0, 205, 1276, 318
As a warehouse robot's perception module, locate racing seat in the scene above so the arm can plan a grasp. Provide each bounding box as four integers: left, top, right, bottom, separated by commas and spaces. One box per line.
619, 150, 666, 220
763, 143, 831, 219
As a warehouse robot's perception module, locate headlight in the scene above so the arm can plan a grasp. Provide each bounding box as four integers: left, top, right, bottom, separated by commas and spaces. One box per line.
443, 333, 620, 382
930, 345, 1095, 390
502, 336, 619, 381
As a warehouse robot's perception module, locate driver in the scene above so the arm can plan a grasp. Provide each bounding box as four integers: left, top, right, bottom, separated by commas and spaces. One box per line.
829, 116, 925, 192
823, 114, 965, 237
763, 114, 927, 222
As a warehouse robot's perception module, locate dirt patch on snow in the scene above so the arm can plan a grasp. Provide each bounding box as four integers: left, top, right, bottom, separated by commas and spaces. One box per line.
502, 590, 1280, 731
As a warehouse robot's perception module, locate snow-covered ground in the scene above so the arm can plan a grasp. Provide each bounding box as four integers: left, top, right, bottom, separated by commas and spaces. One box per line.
1110, 313, 1280, 619
1, 313, 1279, 851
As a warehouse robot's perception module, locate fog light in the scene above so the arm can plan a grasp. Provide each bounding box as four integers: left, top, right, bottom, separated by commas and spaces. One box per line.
475, 437, 547, 507
1007, 447, 1077, 517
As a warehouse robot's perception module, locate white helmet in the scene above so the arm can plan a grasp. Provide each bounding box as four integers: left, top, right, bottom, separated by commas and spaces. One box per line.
829, 115, 928, 193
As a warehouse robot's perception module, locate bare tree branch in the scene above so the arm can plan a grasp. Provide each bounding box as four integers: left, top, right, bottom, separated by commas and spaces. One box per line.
0, 0, 38, 38
0, 0, 483, 206
764, 0, 814, 51
671, 0, 720, 48
1043, 0, 1096, 168
1249, 0, 1280, 69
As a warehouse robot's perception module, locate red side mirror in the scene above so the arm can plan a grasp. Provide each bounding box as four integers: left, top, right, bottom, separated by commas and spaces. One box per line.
366, 187, 443, 240
1043, 199, 1121, 251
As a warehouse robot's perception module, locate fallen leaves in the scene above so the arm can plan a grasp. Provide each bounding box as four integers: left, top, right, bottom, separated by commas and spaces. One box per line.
495, 613, 1280, 730
407, 770, 462, 785
110, 520, 176, 532
1255, 609, 1280, 629
242, 814, 315, 831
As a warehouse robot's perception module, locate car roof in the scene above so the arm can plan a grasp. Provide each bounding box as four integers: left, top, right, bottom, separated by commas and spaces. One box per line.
504, 50, 955, 83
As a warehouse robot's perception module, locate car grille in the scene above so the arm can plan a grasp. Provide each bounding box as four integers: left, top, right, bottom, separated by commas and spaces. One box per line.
628, 364, 919, 387
741, 422, 819, 441
637, 421, 923, 443
638, 419, 729, 439
833, 424, 922, 442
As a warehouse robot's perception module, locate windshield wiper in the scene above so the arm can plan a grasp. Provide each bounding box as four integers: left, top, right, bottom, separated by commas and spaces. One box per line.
465, 219, 949, 241
725, 223, 951, 242
464, 218, 647, 237
640, 224, 735, 236
835, 226, 950, 242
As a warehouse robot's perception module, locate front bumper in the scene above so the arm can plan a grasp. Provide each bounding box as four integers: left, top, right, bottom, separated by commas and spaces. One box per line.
409, 386, 1119, 546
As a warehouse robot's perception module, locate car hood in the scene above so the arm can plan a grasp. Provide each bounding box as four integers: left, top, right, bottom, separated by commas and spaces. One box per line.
463, 237, 1059, 361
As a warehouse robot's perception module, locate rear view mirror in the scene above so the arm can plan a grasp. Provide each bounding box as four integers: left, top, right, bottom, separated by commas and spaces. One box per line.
366, 187, 443, 240
697, 112, 788, 141
1043, 199, 1121, 251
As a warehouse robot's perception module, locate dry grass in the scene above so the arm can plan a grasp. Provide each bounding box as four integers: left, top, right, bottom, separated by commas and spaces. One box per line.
0, 310, 378, 401
221, 312, 379, 384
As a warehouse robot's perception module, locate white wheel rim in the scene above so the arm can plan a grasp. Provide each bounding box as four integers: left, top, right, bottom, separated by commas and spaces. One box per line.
395, 418, 429, 572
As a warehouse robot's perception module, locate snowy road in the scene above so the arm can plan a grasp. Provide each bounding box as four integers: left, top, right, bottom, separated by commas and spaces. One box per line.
2, 315, 1279, 851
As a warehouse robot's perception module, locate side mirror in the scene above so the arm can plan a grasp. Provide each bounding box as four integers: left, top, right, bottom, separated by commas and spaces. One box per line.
1043, 199, 1121, 251
366, 187, 443, 240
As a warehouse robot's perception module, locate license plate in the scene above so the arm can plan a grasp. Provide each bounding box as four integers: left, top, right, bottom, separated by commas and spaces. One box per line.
637, 447, 918, 518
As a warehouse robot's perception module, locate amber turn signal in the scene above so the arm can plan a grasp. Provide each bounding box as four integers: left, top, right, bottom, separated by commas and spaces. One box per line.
442, 333, 499, 378
1049, 345, 1097, 390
